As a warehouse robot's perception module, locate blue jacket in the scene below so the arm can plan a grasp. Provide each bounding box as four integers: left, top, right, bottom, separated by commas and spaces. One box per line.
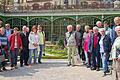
98, 35, 112, 54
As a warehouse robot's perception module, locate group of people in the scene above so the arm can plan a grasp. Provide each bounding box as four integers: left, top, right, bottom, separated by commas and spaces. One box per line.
0, 24, 45, 71
64, 17, 120, 79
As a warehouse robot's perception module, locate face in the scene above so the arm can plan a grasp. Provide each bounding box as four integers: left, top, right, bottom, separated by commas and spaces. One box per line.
100, 30, 105, 36
104, 23, 109, 27
85, 27, 89, 32
38, 27, 42, 32
14, 30, 18, 34
116, 28, 120, 36
23, 26, 27, 32
114, 20, 120, 26
93, 29, 98, 34
97, 22, 102, 27
76, 26, 81, 31
33, 28, 37, 33
67, 26, 73, 32
5, 24, 10, 30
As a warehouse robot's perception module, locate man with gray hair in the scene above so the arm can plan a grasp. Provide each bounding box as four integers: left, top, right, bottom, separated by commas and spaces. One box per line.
19, 26, 29, 67
75, 24, 83, 60
64, 25, 77, 66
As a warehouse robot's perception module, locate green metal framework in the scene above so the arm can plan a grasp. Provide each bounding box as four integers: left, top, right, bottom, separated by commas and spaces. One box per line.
0, 14, 119, 41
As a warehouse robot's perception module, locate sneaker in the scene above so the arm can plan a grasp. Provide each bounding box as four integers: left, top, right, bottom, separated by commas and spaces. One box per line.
2, 67, 7, 71
96, 68, 100, 71
102, 73, 106, 77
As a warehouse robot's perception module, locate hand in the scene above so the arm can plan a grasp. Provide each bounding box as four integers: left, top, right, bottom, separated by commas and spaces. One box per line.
117, 58, 120, 62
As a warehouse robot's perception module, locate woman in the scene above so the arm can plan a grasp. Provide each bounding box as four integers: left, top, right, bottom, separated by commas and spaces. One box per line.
37, 25, 45, 64
83, 25, 90, 67
99, 28, 111, 76
9, 27, 22, 70
28, 25, 39, 66
111, 26, 120, 80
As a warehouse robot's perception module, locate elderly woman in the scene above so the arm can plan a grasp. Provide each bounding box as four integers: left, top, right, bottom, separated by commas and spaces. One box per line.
112, 26, 120, 80
99, 28, 111, 76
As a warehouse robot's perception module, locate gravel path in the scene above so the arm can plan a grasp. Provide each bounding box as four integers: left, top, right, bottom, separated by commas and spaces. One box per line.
0, 59, 113, 80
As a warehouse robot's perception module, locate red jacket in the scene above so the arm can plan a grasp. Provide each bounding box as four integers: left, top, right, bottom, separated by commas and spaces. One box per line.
9, 33, 22, 51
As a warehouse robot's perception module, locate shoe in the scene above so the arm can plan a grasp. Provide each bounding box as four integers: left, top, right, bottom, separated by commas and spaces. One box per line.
20, 64, 23, 67
91, 67, 96, 70
102, 73, 106, 77
38, 61, 42, 64
0, 69, 3, 72
2, 67, 7, 71
96, 68, 100, 71
14, 66, 18, 69
106, 70, 110, 73
67, 64, 71, 66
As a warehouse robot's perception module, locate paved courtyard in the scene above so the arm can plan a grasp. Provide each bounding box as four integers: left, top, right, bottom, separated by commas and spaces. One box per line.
0, 59, 113, 80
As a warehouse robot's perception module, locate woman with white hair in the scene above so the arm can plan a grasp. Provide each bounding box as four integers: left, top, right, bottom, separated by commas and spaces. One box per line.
111, 26, 120, 80
98, 28, 111, 76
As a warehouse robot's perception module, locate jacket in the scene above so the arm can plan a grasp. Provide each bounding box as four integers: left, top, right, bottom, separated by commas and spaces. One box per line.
9, 33, 22, 50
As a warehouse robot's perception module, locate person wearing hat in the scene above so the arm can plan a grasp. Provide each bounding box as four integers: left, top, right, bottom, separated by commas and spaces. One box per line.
9, 27, 22, 70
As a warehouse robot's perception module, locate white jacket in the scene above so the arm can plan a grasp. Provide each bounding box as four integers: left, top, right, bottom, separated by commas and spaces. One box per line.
29, 32, 40, 49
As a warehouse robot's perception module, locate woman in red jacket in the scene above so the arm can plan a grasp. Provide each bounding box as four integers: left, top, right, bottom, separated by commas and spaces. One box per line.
9, 27, 22, 70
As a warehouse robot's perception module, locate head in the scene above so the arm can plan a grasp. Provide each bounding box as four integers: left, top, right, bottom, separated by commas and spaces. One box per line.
104, 21, 109, 28
26, 27, 29, 32
99, 28, 105, 36
96, 21, 102, 28
93, 26, 99, 34
13, 27, 18, 35
84, 25, 89, 32
67, 25, 73, 32
32, 25, 37, 33
37, 25, 42, 32
0, 27, 5, 35
22, 26, 27, 32
5, 23, 10, 30
115, 26, 120, 37
114, 17, 120, 26
76, 24, 81, 31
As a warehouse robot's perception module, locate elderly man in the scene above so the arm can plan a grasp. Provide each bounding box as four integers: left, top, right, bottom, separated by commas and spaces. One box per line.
96, 21, 103, 28
111, 26, 120, 80
64, 25, 77, 66
75, 24, 83, 60
20, 26, 29, 67
89, 27, 101, 71
111, 17, 120, 44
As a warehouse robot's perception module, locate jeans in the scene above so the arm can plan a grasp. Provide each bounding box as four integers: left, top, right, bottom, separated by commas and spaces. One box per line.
10, 48, 18, 67
38, 45, 44, 63
20, 48, 29, 66
28, 49, 37, 64
101, 53, 109, 73
91, 49, 101, 68
84, 51, 88, 64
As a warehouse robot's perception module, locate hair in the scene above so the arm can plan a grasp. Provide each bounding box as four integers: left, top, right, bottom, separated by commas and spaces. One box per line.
115, 26, 120, 32
96, 21, 102, 25
99, 28, 105, 32
76, 24, 81, 27
84, 25, 89, 30
13, 27, 18, 31
37, 25, 42, 30
32, 25, 37, 32
22, 25, 27, 30
93, 26, 99, 31
67, 25, 73, 29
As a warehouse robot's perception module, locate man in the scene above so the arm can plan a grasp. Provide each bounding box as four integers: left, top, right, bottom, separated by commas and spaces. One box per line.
4, 23, 13, 60
75, 24, 83, 60
37, 25, 45, 64
96, 21, 103, 29
9, 27, 22, 69
89, 27, 101, 71
20, 26, 29, 67
104, 21, 112, 42
111, 17, 120, 44
64, 25, 77, 66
